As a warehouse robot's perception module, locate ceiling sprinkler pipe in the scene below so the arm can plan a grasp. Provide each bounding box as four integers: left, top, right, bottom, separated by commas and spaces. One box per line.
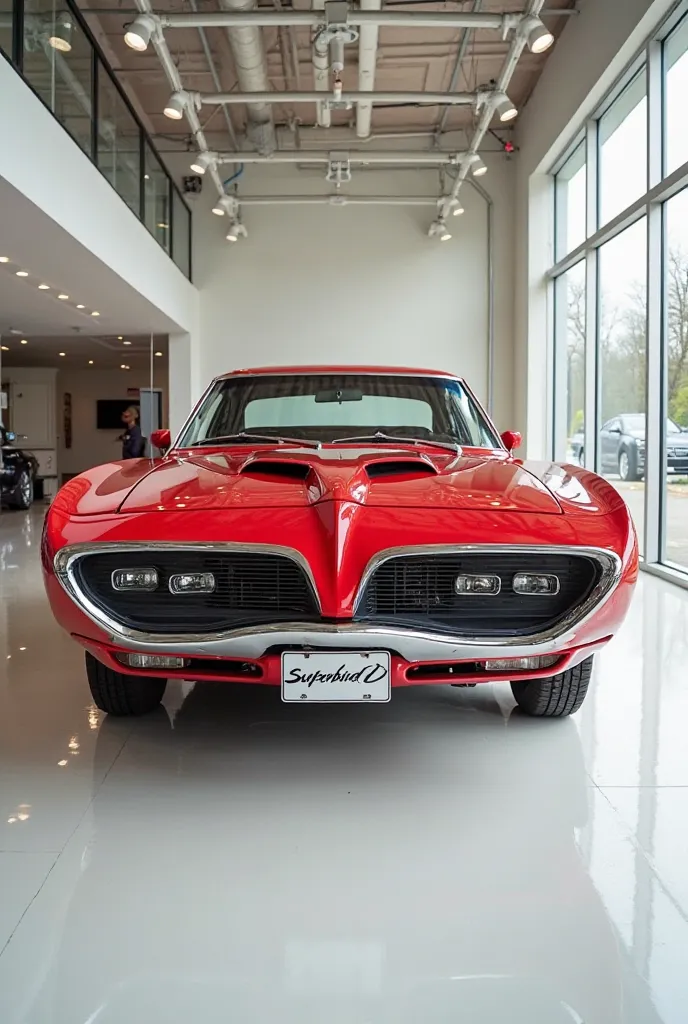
161, 11, 518, 30
213, 150, 465, 164
237, 195, 439, 205
198, 90, 477, 105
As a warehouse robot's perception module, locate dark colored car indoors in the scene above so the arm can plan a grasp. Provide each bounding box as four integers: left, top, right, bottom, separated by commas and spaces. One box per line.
0, 426, 37, 509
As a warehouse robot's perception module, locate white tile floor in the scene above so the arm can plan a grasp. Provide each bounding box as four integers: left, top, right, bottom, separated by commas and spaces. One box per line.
1, 507, 687, 1023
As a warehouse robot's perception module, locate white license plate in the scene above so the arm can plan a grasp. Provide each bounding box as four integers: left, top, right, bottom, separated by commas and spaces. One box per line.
281, 651, 391, 703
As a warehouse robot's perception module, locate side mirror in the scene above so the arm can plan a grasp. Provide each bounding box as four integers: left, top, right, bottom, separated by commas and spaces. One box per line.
501, 430, 522, 453
150, 428, 171, 454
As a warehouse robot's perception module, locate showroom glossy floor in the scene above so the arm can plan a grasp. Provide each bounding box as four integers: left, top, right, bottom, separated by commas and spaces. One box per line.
1, 509, 687, 1023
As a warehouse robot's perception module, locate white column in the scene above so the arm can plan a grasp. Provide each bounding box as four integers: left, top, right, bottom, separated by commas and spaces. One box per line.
168, 331, 203, 438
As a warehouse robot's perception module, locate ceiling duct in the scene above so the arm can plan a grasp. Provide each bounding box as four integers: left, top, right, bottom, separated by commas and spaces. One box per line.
218, 0, 275, 153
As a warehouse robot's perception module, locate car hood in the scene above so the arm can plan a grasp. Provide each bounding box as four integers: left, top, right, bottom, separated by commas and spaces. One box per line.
116, 447, 563, 514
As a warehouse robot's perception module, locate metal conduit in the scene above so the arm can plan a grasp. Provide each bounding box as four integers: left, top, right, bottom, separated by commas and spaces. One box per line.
160, 11, 520, 29
213, 151, 464, 164
238, 195, 439, 205
198, 90, 476, 105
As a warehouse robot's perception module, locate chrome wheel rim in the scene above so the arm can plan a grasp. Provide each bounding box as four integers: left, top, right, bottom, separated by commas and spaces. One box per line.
20, 473, 31, 504
619, 452, 629, 479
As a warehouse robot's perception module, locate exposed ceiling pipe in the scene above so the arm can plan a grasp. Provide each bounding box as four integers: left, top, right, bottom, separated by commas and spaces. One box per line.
438, 0, 546, 219
312, 0, 331, 129
357, 0, 381, 138
159, 11, 522, 29
187, 0, 238, 150
435, 0, 481, 140
132, 0, 225, 198
238, 195, 439, 205
197, 90, 477, 105
217, 0, 275, 153
213, 151, 464, 164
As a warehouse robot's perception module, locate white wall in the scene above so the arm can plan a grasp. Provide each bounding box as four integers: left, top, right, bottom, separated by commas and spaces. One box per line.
514, 0, 676, 453
56, 368, 168, 477
192, 159, 516, 428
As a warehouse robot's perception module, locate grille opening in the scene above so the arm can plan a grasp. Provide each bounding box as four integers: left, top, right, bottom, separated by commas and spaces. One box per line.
75, 549, 320, 634
240, 461, 311, 480
356, 552, 599, 638
365, 460, 437, 478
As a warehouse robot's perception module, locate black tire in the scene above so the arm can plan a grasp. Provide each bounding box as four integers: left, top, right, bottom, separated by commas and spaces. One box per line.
618, 447, 639, 482
510, 656, 594, 718
85, 652, 167, 716
10, 470, 33, 510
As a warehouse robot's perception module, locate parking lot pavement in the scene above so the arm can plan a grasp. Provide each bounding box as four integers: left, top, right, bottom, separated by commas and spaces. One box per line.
610, 478, 688, 568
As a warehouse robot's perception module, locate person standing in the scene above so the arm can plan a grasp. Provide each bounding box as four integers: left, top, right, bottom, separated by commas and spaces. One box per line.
119, 406, 146, 460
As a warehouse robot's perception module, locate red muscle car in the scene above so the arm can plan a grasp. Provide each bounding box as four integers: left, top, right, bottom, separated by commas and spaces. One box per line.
42, 366, 638, 717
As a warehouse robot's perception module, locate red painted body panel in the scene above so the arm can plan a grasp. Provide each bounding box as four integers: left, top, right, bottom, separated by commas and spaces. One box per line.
41, 366, 639, 689
220, 364, 457, 379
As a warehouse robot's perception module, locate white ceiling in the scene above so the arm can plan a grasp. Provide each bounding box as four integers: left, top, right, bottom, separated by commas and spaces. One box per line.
0, 331, 168, 370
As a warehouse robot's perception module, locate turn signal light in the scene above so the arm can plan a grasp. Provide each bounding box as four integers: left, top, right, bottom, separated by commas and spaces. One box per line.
455, 574, 501, 595
512, 573, 560, 596
483, 655, 560, 672
111, 568, 158, 591
117, 653, 188, 669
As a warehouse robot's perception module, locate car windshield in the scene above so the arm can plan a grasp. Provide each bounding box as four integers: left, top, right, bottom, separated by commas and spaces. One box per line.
622, 414, 681, 433
177, 374, 501, 449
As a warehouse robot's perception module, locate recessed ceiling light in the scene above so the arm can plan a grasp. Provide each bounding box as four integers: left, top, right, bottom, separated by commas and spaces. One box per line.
58, 293, 68, 300
144, 174, 150, 180
16, 270, 28, 277
121, 363, 128, 369
0, 257, 9, 263
59, 352, 66, 357
20, 339, 28, 345
9, 329, 23, 335
123, 340, 131, 345
76, 304, 85, 309
38, 284, 50, 290
91, 311, 100, 317
1, 345, 8, 351
88, 360, 94, 365
155, 351, 163, 357
117, 336, 123, 340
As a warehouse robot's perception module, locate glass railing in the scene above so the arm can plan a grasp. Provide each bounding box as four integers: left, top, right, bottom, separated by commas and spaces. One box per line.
0, 0, 192, 280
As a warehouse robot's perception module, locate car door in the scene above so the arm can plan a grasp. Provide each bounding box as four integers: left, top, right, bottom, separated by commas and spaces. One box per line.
0, 428, 19, 498
599, 420, 621, 472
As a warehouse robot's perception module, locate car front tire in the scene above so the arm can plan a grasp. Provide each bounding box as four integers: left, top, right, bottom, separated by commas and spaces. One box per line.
618, 447, 640, 482
10, 470, 33, 510
510, 656, 594, 718
85, 652, 167, 716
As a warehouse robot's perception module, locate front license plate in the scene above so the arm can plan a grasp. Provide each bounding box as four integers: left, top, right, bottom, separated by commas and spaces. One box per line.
281, 651, 391, 703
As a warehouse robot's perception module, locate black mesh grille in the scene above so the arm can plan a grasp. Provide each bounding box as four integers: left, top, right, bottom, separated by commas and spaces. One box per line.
75, 550, 320, 633
356, 552, 599, 637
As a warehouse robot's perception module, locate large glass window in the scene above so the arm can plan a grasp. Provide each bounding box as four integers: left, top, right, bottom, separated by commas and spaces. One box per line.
598, 220, 647, 551
0, 0, 13, 59
22, 0, 93, 157
555, 142, 586, 259
663, 189, 688, 570
554, 261, 586, 462
599, 70, 647, 226
664, 16, 688, 176
97, 60, 141, 216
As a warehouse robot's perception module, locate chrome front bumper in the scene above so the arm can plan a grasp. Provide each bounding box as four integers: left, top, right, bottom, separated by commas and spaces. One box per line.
54, 542, 623, 664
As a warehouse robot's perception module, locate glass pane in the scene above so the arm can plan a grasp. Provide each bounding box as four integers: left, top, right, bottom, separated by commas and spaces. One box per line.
0, 0, 13, 59
662, 188, 688, 570
22, 0, 93, 157
97, 61, 140, 216
665, 15, 688, 176
599, 70, 647, 227
172, 188, 190, 278
554, 262, 586, 463
144, 144, 170, 252
598, 218, 647, 554
555, 142, 586, 259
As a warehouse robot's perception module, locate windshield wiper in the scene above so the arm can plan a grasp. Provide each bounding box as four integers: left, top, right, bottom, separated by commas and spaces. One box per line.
188, 432, 321, 449
332, 432, 462, 456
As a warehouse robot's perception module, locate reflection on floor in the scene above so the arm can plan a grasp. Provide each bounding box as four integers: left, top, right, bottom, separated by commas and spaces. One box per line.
0, 507, 687, 1023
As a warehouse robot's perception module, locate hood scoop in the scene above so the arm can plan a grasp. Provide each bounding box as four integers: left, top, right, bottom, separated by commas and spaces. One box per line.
365, 458, 438, 479
239, 455, 312, 481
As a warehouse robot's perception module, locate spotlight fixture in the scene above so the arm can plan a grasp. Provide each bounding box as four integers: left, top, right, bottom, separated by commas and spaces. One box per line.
226, 220, 248, 242
451, 199, 464, 217
465, 153, 487, 177
163, 91, 189, 121
124, 12, 156, 52
76, 304, 85, 309
493, 91, 518, 123
91, 311, 100, 317
523, 15, 554, 53
48, 12, 72, 53
428, 219, 452, 242
58, 293, 69, 300
0, 257, 9, 263
16, 270, 28, 277
38, 283, 50, 290
212, 195, 234, 217
190, 151, 214, 175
